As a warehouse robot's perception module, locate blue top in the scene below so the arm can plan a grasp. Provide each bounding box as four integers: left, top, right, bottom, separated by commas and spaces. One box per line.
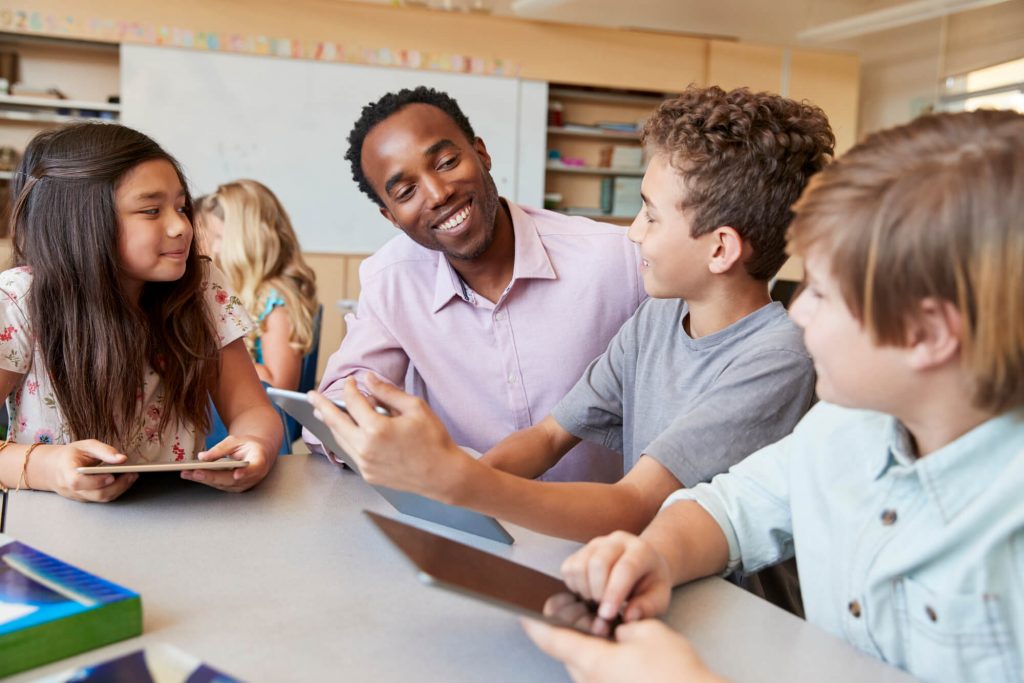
667, 402, 1024, 683
252, 288, 286, 365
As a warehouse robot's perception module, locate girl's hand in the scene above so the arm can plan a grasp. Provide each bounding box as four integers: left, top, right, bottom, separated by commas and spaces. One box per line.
561, 531, 673, 626
522, 618, 726, 683
42, 440, 138, 503
186, 435, 273, 492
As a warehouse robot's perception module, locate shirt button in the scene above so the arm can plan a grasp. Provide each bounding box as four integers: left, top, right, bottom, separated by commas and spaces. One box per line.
494, 312, 505, 321
848, 600, 862, 618
507, 374, 517, 384
880, 509, 898, 525
925, 605, 938, 622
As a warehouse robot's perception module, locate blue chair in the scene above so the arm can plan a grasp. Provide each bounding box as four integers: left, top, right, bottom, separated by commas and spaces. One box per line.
205, 303, 324, 454
282, 303, 324, 446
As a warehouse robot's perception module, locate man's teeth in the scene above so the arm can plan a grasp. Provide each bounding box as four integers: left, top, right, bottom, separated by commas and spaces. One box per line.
436, 206, 470, 232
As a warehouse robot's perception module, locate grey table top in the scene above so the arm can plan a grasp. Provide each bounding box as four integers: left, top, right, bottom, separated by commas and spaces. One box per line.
5, 453, 915, 682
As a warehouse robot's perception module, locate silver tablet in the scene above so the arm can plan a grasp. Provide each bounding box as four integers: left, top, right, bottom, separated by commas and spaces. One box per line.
267, 387, 514, 545
76, 459, 247, 474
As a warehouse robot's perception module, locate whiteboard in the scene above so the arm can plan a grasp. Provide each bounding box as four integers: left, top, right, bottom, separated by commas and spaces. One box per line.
121, 44, 547, 254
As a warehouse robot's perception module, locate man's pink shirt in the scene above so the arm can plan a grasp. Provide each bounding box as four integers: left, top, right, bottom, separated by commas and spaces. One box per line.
311, 202, 645, 482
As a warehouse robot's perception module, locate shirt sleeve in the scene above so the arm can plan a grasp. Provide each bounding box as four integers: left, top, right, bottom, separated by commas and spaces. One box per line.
317, 268, 411, 401
0, 268, 34, 374
549, 315, 636, 454
644, 347, 814, 487
306, 266, 411, 459
662, 418, 804, 576
203, 264, 255, 348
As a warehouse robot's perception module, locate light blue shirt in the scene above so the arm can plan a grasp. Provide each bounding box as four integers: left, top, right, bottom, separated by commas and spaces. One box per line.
665, 402, 1024, 683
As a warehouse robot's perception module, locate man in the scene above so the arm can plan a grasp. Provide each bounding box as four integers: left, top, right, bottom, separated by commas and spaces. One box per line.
309, 87, 644, 482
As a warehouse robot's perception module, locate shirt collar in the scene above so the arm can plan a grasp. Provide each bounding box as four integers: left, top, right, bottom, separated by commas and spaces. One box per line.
874, 408, 1024, 523
430, 200, 555, 313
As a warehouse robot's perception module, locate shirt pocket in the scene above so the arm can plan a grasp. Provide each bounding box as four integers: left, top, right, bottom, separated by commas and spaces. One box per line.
898, 576, 1020, 683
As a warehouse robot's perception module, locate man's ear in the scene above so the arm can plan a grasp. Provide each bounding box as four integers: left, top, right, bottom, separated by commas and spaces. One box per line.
707, 226, 746, 275
473, 137, 493, 171
906, 298, 962, 370
379, 205, 400, 229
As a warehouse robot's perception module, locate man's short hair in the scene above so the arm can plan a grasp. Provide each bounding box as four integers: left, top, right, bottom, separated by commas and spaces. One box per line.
642, 86, 835, 281
345, 86, 477, 207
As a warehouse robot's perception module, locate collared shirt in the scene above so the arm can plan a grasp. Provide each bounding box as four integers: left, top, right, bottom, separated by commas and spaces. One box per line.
665, 402, 1024, 683
312, 201, 645, 482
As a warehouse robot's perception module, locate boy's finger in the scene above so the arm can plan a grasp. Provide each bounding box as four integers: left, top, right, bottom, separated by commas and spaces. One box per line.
521, 618, 609, 668
338, 378, 384, 424
599, 552, 647, 621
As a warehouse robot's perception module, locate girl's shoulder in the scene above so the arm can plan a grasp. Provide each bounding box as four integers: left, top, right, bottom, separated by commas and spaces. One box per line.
0, 266, 34, 301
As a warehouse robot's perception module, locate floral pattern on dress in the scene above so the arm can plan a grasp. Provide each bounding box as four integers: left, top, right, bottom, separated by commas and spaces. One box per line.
0, 265, 253, 463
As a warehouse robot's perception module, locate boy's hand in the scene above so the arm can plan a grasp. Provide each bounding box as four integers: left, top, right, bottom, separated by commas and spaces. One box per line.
189, 435, 274, 492
307, 374, 470, 502
522, 618, 726, 683
44, 440, 137, 503
561, 531, 673, 624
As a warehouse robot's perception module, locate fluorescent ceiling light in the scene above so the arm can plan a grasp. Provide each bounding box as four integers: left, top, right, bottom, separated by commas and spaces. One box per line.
798, 0, 1013, 42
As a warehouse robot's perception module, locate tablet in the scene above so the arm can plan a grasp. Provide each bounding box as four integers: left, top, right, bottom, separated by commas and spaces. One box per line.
76, 459, 248, 474
268, 387, 514, 545
365, 510, 618, 638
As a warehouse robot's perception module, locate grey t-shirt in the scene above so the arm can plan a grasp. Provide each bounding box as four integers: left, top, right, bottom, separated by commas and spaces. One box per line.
551, 298, 815, 486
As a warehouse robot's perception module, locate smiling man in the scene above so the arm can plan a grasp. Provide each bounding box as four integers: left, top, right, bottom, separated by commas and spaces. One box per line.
308, 87, 644, 482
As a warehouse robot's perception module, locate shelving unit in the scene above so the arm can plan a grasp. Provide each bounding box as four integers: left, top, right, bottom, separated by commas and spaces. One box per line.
0, 36, 121, 236
0, 94, 120, 125
544, 86, 665, 226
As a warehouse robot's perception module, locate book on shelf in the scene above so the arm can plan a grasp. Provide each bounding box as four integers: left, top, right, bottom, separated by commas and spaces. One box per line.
599, 176, 643, 218
0, 534, 142, 677
38, 643, 243, 683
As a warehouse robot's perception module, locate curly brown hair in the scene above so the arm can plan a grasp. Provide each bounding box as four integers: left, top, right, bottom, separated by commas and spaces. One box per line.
642, 86, 835, 280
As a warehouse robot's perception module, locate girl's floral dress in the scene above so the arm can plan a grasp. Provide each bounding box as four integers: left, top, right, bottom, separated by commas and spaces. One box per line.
0, 264, 253, 463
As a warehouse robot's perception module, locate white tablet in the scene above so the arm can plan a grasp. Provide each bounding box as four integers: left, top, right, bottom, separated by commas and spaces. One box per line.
76, 459, 247, 474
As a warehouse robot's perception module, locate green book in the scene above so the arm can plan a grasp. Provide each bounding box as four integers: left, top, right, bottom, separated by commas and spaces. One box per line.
0, 534, 142, 677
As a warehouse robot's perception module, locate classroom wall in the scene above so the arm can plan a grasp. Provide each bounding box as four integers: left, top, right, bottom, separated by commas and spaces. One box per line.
2, 0, 863, 369
855, 1, 1024, 137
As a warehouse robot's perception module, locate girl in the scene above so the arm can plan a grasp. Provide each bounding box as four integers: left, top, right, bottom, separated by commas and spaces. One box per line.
0, 123, 282, 502
195, 180, 317, 391
524, 109, 1024, 682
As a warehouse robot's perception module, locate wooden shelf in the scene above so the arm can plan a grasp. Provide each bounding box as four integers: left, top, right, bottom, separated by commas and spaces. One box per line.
547, 126, 640, 141
0, 110, 116, 125
546, 162, 644, 177
549, 87, 667, 107
0, 94, 120, 113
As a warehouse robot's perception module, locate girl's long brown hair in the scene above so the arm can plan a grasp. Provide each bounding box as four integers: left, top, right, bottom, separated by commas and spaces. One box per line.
8, 123, 220, 449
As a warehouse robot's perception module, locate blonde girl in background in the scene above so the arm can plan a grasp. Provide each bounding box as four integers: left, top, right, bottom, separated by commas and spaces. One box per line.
198, 180, 318, 391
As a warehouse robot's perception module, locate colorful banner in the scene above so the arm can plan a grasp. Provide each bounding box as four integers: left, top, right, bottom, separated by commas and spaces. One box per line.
0, 7, 519, 77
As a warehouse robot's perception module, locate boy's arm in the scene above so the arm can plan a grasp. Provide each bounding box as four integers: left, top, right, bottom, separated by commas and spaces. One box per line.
480, 416, 581, 479
309, 377, 682, 542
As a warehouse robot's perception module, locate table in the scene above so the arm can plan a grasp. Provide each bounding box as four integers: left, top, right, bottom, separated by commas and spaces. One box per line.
5, 454, 915, 682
